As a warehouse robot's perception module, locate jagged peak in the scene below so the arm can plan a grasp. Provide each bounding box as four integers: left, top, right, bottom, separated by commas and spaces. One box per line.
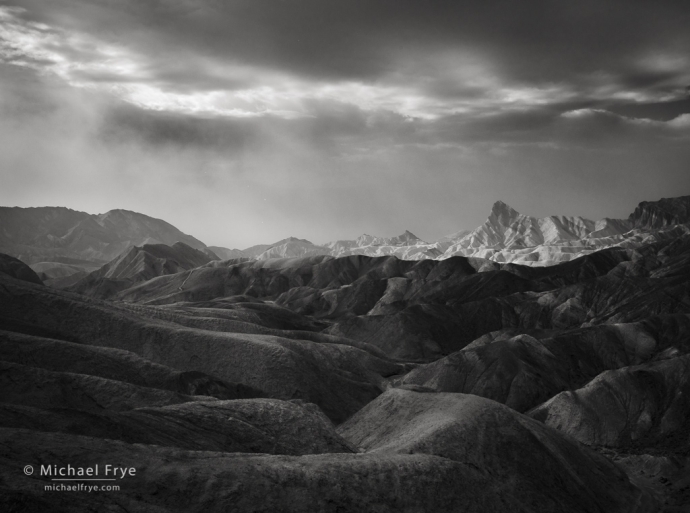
491, 200, 519, 214
489, 200, 520, 226
400, 230, 420, 239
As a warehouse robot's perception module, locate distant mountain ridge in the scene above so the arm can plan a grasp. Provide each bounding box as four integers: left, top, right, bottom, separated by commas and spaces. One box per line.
209, 231, 443, 262
441, 196, 690, 265
208, 195, 690, 266
4, 196, 690, 285
0, 207, 206, 262
0, 206, 209, 284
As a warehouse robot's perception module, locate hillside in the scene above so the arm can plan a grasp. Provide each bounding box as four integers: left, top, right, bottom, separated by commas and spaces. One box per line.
69, 242, 216, 299
1, 245, 675, 511
0, 207, 207, 283
3, 195, 690, 511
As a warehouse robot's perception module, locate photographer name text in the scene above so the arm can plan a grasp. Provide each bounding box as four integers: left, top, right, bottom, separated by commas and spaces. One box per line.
38, 464, 136, 479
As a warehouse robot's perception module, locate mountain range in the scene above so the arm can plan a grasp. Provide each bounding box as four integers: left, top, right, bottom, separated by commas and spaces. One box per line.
2, 195, 690, 511
244, 197, 690, 264
3, 196, 689, 290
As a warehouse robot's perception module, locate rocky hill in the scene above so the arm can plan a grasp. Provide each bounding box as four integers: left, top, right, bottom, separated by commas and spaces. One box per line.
629, 195, 690, 229
68, 242, 217, 299
0, 207, 208, 284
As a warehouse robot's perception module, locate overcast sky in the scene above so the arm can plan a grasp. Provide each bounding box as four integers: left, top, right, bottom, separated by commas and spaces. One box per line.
1, 0, 689, 248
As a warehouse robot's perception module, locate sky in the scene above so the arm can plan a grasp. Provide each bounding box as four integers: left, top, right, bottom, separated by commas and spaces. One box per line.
1, 0, 689, 248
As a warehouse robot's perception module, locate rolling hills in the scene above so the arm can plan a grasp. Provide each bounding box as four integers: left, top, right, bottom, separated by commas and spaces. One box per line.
2, 194, 690, 511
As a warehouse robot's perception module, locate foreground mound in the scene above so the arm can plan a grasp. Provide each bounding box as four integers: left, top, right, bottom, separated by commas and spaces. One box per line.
338, 388, 654, 513
0, 426, 651, 513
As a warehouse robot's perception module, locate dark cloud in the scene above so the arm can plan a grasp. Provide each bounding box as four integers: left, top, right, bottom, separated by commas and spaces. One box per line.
98, 95, 422, 161
99, 104, 257, 150
12, 0, 690, 94
2, 1, 690, 247
606, 97, 690, 122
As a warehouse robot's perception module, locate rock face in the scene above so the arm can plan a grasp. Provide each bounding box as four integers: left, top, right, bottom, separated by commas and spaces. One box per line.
629, 195, 690, 229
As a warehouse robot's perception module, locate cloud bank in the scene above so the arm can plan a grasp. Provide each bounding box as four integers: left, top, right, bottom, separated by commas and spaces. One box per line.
1, 1, 689, 247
